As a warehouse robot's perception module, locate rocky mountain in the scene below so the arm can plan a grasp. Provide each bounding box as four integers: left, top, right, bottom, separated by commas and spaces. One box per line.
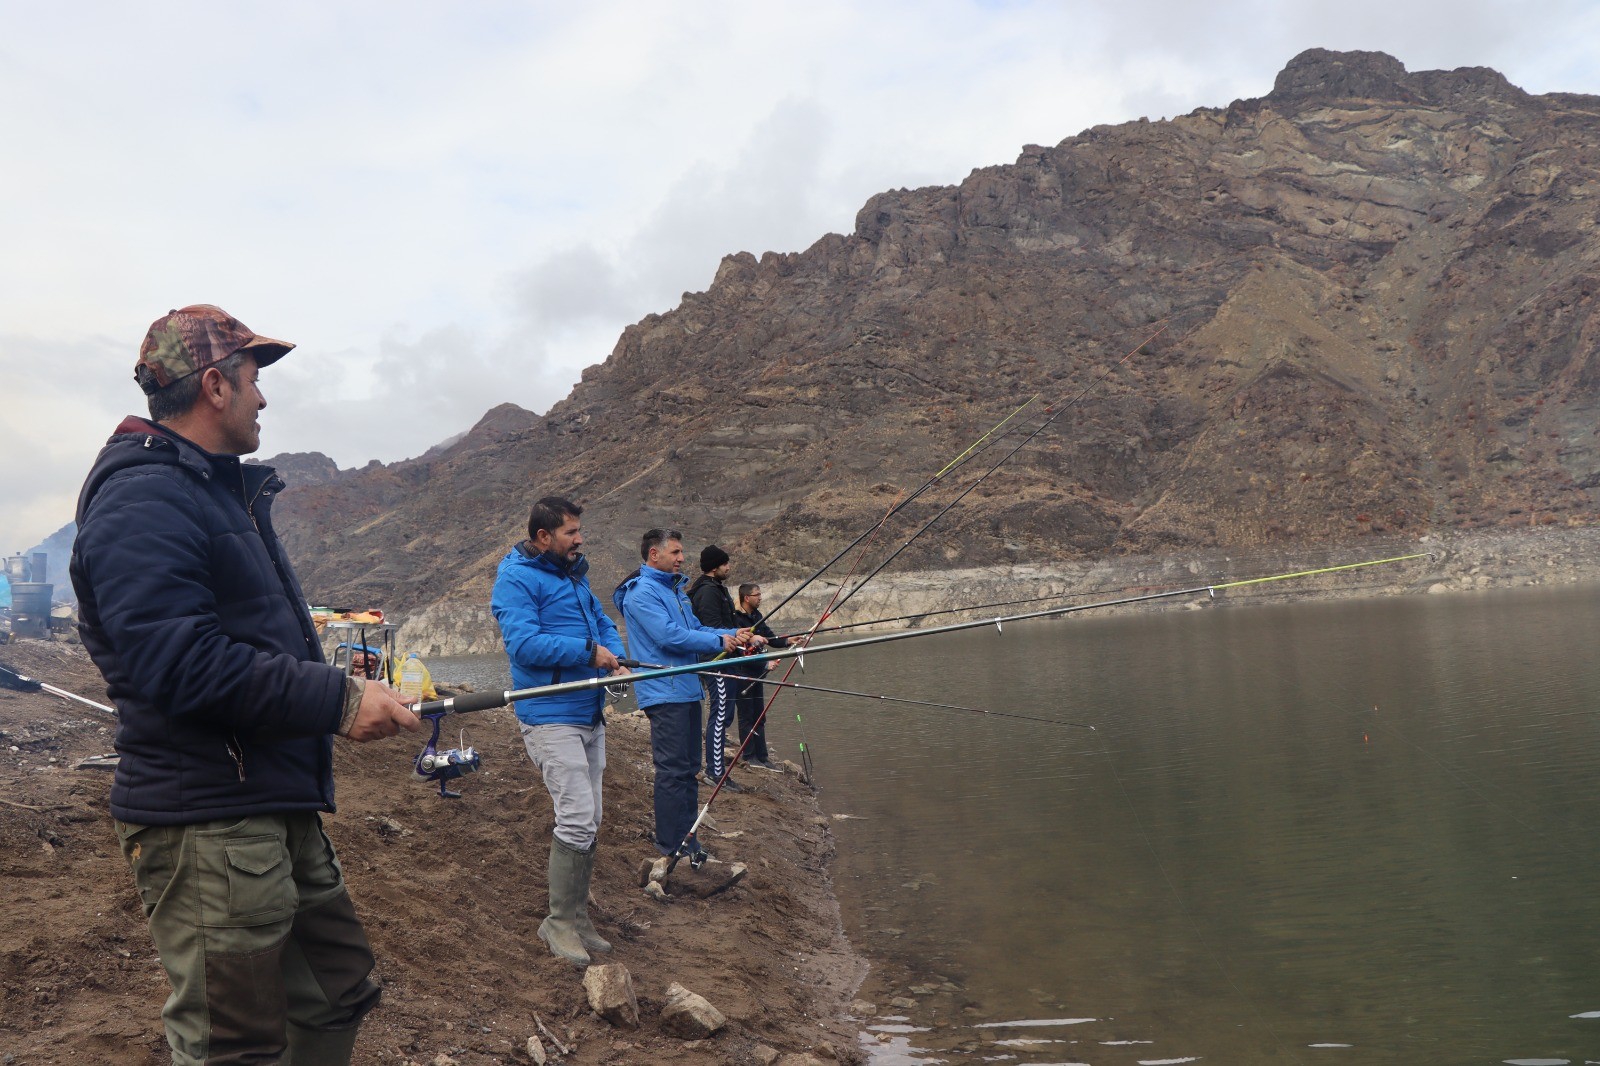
268, 48, 1600, 647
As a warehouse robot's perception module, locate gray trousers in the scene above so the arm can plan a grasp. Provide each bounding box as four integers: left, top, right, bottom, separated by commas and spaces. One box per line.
114, 812, 381, 1065
519, 720, 606, 850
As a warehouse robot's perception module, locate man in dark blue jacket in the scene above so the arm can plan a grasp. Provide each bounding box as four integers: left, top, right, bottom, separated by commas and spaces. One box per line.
491, 496, 627, 967
71, 304, 421, 1066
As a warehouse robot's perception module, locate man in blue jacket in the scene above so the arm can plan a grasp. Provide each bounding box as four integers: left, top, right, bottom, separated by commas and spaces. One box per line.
613, 529, 762, 864
71, 304, 421, 1066
491, 496, 627, 966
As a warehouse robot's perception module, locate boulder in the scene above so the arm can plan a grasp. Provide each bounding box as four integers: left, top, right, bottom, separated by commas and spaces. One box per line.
582, 963, 639, 1030
659, 982, 726, 1039
639, 853, 748, 898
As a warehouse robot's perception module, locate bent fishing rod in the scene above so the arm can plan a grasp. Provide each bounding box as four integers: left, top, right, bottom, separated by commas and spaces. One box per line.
788, 324, 1168, 630
417, 552, 1433, 721
756, 391, 1043, 625
759, 323, 1166, 629
775, 582, 1163, 641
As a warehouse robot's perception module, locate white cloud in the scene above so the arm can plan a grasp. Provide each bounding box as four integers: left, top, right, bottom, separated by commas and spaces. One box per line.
0, 0, 1595, 551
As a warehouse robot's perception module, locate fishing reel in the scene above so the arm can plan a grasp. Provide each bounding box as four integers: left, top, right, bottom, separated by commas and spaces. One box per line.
414, 713, 481, 798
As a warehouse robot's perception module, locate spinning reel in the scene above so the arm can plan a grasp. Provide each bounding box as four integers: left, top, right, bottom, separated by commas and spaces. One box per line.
413, 713, 481, 798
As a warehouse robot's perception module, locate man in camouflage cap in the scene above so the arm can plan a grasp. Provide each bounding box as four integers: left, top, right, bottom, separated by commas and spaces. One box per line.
72, 303, 421, 1065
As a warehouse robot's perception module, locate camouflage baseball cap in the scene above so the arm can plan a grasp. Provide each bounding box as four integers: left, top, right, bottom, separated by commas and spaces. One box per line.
134, 304, 295, 394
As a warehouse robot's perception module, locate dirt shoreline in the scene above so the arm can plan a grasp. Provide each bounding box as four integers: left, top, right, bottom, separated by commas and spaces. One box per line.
0, 639, 868, 1065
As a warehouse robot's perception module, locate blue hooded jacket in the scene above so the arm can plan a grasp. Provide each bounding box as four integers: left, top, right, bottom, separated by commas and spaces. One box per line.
492, 544, 624, 726
612, 565, 732, 709
71, 417, 345, 825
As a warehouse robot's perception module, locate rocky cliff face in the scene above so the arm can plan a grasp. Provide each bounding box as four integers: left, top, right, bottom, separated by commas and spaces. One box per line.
269, 49, 1600, 649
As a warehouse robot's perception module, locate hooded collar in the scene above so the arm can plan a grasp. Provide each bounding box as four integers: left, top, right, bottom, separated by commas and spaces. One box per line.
77, 415, 281, 522
515, 540, 590, 579
640, 564, 685, 589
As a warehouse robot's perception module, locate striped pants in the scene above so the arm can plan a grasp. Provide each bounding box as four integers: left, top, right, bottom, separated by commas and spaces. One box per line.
703, 672, 737, 782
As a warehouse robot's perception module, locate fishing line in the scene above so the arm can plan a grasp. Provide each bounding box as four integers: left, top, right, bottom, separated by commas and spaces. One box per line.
815, 324, 1168, 624
681, 483, 916, 861
688, 667, 1095, 729
1099, 741, 1307, 1064
1213, 590, 1592, 862
758, 391, 1045, 626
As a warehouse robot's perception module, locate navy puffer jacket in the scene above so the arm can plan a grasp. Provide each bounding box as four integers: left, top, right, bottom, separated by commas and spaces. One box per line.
71, 417, 345, 824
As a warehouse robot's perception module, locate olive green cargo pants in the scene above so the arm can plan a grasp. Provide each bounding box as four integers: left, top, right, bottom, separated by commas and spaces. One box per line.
115, 813, 382, 1065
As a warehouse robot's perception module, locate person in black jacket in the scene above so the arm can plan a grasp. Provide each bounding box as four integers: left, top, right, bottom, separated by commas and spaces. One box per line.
687, 544, 757, 792
71, 304, 421, 1066
730, 582, 802, 771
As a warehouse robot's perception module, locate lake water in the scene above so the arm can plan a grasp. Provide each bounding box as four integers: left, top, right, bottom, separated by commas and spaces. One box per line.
433, 584, 1600, 1065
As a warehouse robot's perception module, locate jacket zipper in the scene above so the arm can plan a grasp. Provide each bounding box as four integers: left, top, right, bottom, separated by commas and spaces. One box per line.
226, 733, 247, 781
245, 471, 269, 533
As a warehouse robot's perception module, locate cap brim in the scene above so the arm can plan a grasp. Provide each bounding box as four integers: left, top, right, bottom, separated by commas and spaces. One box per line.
240, 335, 295, 368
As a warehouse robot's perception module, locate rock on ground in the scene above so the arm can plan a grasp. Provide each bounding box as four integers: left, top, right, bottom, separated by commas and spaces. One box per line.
582, 963, 639, 1030
660, 982, 727, 1039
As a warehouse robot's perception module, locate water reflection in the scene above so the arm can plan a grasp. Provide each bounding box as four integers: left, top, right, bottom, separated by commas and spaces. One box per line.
798, 585, 1600, 1064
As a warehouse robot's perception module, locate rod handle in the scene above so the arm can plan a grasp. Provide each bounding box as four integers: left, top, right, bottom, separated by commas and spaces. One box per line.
416, 690, 509, 716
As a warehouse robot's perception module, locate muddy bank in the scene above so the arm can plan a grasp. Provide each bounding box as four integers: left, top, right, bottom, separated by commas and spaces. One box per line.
0, 640, 867, 1065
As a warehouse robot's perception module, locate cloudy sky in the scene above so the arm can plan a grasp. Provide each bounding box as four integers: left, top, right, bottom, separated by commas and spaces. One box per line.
2, 0, 1596, 555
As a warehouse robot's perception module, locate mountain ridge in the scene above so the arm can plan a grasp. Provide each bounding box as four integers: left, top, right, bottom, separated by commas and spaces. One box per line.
263, 48, 1600, 646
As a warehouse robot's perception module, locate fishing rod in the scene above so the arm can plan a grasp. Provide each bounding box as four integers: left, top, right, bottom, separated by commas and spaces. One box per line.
757, 391, 1044, 625
418, 552, 1433, 722
0, 663, 117, 717
414, 549, 1431, 866
804, 326, 1166, 630
779, 549, 1412, 639
701, 325, 1166, 801
774, 583, 1156, 640
676, 327, 1171, 854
